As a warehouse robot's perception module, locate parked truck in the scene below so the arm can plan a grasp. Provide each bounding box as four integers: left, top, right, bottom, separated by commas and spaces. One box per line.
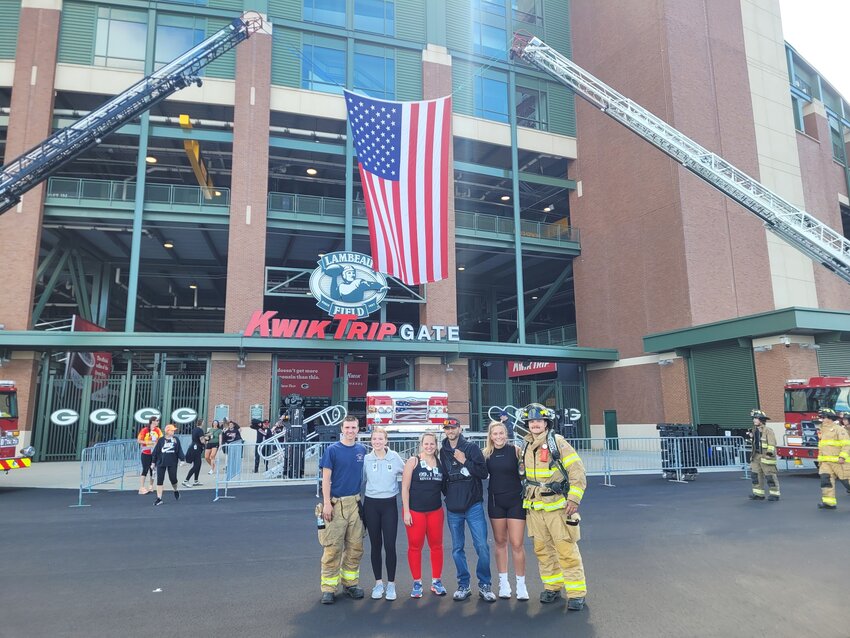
365, 391, 449, 434
0, 381, 35, 471
776, 376, 850, 461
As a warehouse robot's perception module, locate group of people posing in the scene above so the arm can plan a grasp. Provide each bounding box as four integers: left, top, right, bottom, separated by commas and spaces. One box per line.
317, 404, 588, 611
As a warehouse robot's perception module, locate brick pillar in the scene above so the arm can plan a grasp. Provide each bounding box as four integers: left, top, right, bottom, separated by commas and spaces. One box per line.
0, 2, 61, 439
415, 45, 470, 424
209, 21, 273, 419
752, 339, 820, 427
658, 355, 691, 424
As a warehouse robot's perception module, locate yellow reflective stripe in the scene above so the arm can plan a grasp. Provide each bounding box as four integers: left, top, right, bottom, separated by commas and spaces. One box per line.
819, 440, 848, 446
526, 468, 555, 479
760, 458, 777, 465
541, 573, 564, 584
819, 455, 840, 462
564, 581, 586, 591
840, 452, 850, 459
568, 485, 584, 498
523, 499, 533, 509
752, 488, 765, 495
523, 497, 568, 511
764, 445, 775, 452
822, 496, 837, 505
321, 576, 340, 585
561, 453, 581, 467
340, 570, 359, 580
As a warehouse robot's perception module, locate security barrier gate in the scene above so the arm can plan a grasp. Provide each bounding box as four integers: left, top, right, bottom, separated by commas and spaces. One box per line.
33, 371, 208, 461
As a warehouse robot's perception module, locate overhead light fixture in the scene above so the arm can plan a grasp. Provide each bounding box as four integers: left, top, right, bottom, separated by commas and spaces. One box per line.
237, 354, 246, 369
457, 265, 466, 271
531, 296, 538, 300
543, 205, 553, 213
163, 240, 174, 249
500, 195, 511, 201
145, 156, 157, 164
214, 190, 222, 197
189, 283, 197, 290
318, 252, 326, 257
306, 167, 318, 176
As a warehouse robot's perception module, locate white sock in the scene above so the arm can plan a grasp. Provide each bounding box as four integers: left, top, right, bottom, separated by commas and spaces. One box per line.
375, 580, 383, 587
499, 572, 509, 585
516, 575, 526, 585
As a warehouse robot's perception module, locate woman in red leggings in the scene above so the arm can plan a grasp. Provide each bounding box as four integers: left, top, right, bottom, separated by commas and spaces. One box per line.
401, 432, 446, 598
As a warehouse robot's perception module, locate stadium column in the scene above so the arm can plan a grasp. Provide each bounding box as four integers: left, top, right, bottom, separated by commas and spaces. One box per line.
415, 45, 470, 425
0, 0, 61, 444
208, 15, 272, 423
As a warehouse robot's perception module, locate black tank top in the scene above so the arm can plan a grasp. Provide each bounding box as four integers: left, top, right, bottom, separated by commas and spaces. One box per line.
486, 444, 522, 495
409, 457, 443, 512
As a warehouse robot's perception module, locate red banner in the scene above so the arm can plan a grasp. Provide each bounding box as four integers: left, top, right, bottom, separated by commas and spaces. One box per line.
68, 316, 113, 399
347, 362, 369, 398
277, 360, 370, 398
507, 361, 557, 378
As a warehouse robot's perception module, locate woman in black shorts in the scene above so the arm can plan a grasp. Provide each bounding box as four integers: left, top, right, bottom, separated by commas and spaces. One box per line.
483, 420, 528, 600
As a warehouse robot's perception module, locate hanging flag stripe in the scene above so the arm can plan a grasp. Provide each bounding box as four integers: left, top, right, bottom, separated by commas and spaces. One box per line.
345, 90, 451, 285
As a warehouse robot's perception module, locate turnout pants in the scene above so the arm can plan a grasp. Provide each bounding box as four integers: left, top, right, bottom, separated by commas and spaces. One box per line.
319, 495, 364, 593
527, 507, 586, 599
750, 453, 780, 498
819, 461, 850, 507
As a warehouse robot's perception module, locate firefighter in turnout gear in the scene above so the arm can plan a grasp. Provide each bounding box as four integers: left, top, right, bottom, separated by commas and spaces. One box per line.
748, 409, 780, 501
815, 408, 850, 510
520, 403, 587, 611
839, 412, 850, 437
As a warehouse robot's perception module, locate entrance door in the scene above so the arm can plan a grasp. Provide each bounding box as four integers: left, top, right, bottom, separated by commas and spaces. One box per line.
603, 410, 619, 450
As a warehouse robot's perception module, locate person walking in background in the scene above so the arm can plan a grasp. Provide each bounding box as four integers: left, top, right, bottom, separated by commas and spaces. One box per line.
748, 409, 780, 502
318, 415, 366, 605
136, 417, 162, 495
815, 408, 850, 510
521, 403, 587, 611
839, 411, 850, 437
182, 420, 206, 488
401, 431, 446, 599
152, 424, 185, 506
204, 419, 222, 475
438, 418, 495, 603
362, 427, 405, 601
483, 420, 528, 600
252, 418, 272, 473
219, 418, 243, 474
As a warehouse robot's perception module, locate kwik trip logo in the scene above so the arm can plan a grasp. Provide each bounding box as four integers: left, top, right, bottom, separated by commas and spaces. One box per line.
243, 252, 460, 342
309, 252, 388, 318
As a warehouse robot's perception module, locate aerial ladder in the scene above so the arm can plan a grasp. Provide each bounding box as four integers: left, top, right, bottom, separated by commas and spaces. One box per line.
511, 34, 850, 285
0, 11, 267, 216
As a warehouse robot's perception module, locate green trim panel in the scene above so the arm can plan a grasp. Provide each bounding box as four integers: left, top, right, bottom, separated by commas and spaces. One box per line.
0, 2, 20, 60
204, 17, 236, 78
209, 0, 244, 10
271, 28, 301, 88
544, 0, 571, 58
269, 0, 301, 20
689, 341, 758, 429
817, 342, 850, 376
396, 0, 426, 43
451, 60, 474, 116
548, 82, 575, 137
445, 0, 472, 55
644, 307, 850, 353
395, 48, 422, 101
58, 2, 96, 66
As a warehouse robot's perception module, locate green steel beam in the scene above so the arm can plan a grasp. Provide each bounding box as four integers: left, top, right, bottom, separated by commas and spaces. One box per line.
31, 249, 71, 326
454, 161, 576, 189
507, 260, 573, 342
518, 172, 577, 189
0, 330, 619, 362
269, 136, 345, 155
509, 70, 526, 345
643, 307, 850, 353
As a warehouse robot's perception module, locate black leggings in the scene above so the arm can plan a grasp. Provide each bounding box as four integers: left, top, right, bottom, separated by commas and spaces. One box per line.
364, 495, 398, 581
185, 455, 202, 482
156, 464, 178, 486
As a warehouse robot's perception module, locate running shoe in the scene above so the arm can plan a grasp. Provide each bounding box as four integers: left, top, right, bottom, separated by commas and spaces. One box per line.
410, 581, 424, 598
431, 579, 447, 596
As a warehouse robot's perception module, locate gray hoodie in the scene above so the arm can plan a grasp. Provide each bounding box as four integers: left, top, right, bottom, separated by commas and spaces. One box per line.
363, 449, 405, 498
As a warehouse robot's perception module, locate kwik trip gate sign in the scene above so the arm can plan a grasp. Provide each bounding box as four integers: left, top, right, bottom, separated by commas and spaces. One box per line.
244, 252, 459, 342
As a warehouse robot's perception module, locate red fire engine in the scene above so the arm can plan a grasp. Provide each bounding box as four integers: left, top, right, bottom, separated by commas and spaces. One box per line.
776, 376, 850, 461
0, 381, 35, 471
365, 391, 449, 433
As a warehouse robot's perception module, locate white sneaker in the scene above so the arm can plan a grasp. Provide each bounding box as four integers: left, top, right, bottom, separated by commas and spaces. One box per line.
181, 480, 192, 488
371, 583, 385, 599
207, 469, 214, 475
516, 581, 529, 601
498, 582, 512, 599
385, 583, 397, 601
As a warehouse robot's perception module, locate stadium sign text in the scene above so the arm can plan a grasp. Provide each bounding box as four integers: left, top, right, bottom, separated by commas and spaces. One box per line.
243, 312, 460, 342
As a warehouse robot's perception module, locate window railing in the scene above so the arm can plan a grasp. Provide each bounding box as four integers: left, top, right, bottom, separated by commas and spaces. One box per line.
527, 324, 577, 346
455, 209, 580, 243
267, 192, 367, 218
46, 177, 231, 207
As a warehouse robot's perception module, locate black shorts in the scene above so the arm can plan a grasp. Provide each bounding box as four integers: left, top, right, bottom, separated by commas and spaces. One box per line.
140, 453, 154, 476
488, 491, 526, 520
205, 443, 218, 451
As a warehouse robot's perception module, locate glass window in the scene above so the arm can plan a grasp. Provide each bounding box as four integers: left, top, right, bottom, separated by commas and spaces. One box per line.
474, 74, 508, 123
95, 7, 147, 71
516, 85, 547, 130
304, 0, 346, 27
155, 15, 205, 70
512, 0, 542, 25
829, 115, 846, 164
354, 0, 395, 36
301, 36, 345, 95
354, 46, 395, 100
473, 22, 507, 59
475, 0, 507, 17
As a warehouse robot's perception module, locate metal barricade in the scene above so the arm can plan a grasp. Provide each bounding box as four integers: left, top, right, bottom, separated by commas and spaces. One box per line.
73, 439, 140, 507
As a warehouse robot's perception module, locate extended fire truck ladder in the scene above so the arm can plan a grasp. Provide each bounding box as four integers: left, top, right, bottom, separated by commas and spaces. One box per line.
0, 12, 267, 216
511, 35, 850, 285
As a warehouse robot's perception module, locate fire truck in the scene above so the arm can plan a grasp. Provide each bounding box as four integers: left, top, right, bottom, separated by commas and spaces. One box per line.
0, 381, 35, 471
365, 391, 449, 434
776, 377, 850, 461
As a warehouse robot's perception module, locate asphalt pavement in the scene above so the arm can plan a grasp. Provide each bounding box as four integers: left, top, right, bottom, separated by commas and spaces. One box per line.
1, 469, 846, 638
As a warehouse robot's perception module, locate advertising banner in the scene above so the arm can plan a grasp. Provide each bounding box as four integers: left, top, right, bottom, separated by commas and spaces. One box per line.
507, 361, 557, 378
346, 362, 369, 398
67, 316, 113, 400
277, 361, 370, 398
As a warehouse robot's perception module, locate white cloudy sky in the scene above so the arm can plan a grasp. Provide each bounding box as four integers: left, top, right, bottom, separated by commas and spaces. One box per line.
778, 0, 850, 99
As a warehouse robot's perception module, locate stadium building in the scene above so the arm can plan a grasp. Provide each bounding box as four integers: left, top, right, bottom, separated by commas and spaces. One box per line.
0, 0, 847, 460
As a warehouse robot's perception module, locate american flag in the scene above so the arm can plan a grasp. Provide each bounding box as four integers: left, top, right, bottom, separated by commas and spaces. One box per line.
344, 90, 451, 285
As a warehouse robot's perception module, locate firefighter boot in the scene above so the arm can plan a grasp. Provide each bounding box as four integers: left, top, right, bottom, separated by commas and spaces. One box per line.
767, 495, 779, 501
567, 596, 586, 611
818, 503, 837, 510
321, 592, 335, 604
540, 589, 561, 604
748, 495, 765, 500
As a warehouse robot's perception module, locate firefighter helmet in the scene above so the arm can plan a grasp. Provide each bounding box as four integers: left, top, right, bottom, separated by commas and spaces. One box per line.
750, 409, 769, 422
817, 407, 838, 420
521, 403, 556, 427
